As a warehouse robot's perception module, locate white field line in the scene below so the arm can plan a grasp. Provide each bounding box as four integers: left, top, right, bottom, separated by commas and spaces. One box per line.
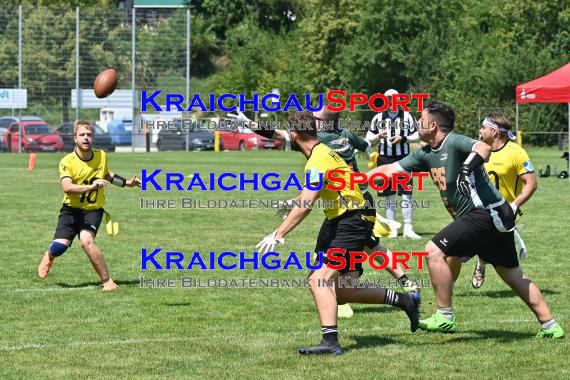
10, 286, 99, 292
0, 322, 539, 352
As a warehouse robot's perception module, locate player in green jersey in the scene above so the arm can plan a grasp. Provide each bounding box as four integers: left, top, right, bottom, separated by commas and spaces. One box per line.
366, 102, 564, 338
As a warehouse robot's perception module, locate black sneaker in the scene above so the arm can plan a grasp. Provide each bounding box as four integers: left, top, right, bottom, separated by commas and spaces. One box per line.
298, 340, 342, 356
403, 291, 420, 333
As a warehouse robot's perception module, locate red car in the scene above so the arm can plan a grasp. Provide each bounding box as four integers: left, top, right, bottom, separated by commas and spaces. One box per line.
4, 121, 64, 153
218, 126, 282, 151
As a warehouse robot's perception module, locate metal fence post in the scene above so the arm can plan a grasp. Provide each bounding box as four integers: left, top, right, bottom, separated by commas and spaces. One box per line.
185, 7, 191, 152
18, 5, 22, 152
132, 8, 136, 153
18, 5, 22, 90
76, 7, 80, 121
186, 7, 190, 116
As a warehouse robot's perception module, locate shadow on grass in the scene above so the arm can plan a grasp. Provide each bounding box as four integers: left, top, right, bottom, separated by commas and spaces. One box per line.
55, 279, 141, 288
414, 231, 438, 236
443, 329, 532, 343
344, 335, 398, 350
166, 302, 193, 307
354, 306, 398, 314
457, 288, 558, 298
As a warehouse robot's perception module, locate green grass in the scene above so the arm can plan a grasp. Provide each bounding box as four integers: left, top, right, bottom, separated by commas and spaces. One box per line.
0, 148, 568, 379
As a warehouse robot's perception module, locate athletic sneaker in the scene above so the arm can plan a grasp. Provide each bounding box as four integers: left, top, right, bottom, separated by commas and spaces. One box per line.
101, 278, 119, 291
337, 303, 354, 319
403, 225, 421, 240
38, 252, 54, 279
418, 312, 457, 333
402, 280, 419, 294
472, 263, 485, 289
298, 340, 342, 356
403, 291, 421, 333
536, 322, 565, 339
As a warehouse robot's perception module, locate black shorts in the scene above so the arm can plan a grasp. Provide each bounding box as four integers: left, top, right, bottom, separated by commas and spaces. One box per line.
376, 155, 412, 196
431, 208, 518, 268
316, 210, 372, 276
53, 205, 104, 243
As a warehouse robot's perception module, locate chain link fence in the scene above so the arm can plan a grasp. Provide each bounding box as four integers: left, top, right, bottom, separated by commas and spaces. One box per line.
0, 5, 199, 153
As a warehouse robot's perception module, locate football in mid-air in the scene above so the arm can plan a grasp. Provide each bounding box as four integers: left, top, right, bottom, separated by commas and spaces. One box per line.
93, 69, 118, 98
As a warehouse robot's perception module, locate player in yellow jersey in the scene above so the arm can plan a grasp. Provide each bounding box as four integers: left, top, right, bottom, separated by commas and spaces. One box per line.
37, 120, 141, 291
255, 112, 419, 355
470, 112, 537, 288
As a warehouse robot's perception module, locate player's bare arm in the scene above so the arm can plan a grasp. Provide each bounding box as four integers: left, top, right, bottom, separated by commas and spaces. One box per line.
60, 177, 107, 194
365, 163, 401, 187
275, 187, 320, 239
473, 141, 491, 161
513, 172, 537, 208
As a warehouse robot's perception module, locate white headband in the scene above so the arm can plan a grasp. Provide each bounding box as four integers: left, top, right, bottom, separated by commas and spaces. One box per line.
483, 117, 516, 141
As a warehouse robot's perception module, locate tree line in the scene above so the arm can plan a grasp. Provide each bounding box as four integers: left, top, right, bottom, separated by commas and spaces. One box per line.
0, 0, 568, 144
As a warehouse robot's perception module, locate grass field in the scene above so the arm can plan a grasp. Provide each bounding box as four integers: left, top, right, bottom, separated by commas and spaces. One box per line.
0, 148, 568, 379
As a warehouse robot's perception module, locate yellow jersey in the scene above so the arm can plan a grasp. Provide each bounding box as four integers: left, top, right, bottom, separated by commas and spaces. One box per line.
304, 143, 364, 220
484, 141, 534, 203
59, 149, 109, 210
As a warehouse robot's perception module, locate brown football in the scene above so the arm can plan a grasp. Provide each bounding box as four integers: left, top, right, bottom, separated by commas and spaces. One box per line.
93, 69, 118, 98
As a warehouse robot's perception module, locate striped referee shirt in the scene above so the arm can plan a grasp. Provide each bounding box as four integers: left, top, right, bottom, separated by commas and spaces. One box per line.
366, 110, 419, 157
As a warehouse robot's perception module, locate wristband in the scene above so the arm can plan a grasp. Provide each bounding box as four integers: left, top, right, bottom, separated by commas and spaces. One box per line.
462, 152, 484, 174
111, 174, 127, 187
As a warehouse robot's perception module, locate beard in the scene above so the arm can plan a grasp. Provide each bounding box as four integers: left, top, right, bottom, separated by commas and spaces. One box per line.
290, 140, 300, 151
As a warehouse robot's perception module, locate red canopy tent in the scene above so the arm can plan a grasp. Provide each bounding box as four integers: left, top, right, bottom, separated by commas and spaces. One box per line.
515, 62, 570, 174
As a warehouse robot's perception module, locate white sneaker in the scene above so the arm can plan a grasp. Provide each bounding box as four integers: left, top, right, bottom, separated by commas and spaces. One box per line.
403, 225, 421, 239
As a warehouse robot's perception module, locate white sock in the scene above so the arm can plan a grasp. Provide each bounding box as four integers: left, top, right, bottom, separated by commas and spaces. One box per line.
541, 319, 556, 329
402, 193, 413, 224
437, 307, 454, 321
386, 195, 396, 221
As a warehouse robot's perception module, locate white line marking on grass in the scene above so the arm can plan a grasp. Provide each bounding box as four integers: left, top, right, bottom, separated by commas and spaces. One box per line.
0, 337, 201, 351
0, 321, 542, 352
11, 286, 98, 292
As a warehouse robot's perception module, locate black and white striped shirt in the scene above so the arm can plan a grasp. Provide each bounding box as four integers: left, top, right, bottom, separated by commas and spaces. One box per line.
366, 110, 419, 157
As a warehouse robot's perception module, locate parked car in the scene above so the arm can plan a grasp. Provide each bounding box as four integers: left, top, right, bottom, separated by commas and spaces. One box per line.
3, 121, 64, 152
56, 123, 116, 152
0, 116, 43, 151
107, 119, 133, 145
156, 122, 216, 151
218, 125, 281, 151
0, 116, 43, 128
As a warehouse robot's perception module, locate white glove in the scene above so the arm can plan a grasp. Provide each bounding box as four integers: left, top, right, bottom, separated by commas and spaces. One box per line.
276, 199, 295, 220
256, 230, 285, 254
226, 111, 251, 123
509, 201, 519, 216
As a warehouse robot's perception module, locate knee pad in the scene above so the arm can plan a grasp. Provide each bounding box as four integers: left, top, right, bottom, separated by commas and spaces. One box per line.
49, 241, 68, 257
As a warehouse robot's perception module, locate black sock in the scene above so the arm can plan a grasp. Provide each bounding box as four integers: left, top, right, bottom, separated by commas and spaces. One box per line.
322, 325, 338, 345
337, 299, 347, 305
397, 274, 409, 287
383, 289, 411, 310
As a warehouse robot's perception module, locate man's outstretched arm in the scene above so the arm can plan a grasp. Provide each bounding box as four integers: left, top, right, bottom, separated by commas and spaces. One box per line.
105, 171, 142, 187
